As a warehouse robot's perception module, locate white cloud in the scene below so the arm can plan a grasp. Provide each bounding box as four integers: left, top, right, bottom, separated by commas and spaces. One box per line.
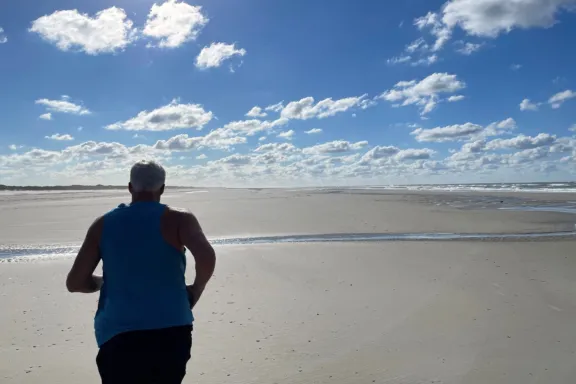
411, 54, 438, 66
36, 97, 91, 115
0, 27, 7, 44
143, 0, 208, 48
378, 73, 465, 115
456, 42, 484, 55
406, 38, 429, 53
277, 130, 295, 140
259, 136, 267, 141
360, 146, 400, 162
8, 144, 21, 151
305, 128, 323, 135
570, 124, 576, 132
219, 118, 288, 137
412, 118, 516, 142
486, 133, 557, 150
448, 95, 465, 102
281, 95, 368, 120
548, 90, 576, 109
511, 64, 522, 71
265, 102, 284, 113
442, 0, 576, 38
246, 106, 267, 118
414, 12, 452, 51
302, 140, 368, 155
395, 148, 435, 161
105, 99, 213, 131
29, 7, 136, 55
39, 113, 53, 121
196, 42, 246, 69
153, 127, 247, 151
196, 154, 207, 160
210, 154, 252, 166
254, 143, 299, 153
387, 55, 412, 65
45, 133, 74, 141
520, 98, 540, 111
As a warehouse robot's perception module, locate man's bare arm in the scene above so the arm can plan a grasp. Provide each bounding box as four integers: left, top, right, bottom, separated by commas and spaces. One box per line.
179, 211, 216, 307
66, 217, 104, 293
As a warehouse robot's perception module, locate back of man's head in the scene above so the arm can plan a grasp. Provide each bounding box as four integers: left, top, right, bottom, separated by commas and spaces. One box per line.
130, 160, 166, 193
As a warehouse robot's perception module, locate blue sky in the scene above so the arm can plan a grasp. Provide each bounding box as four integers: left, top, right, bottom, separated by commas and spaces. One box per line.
0, 0, 575, 186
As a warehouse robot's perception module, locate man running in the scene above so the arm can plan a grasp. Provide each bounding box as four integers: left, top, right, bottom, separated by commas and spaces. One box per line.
66, 160, 216, 384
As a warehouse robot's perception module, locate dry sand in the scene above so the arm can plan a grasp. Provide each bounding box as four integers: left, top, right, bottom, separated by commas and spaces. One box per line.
1, 189, 576, 383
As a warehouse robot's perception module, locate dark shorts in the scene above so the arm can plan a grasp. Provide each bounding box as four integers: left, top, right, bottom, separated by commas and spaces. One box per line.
96, 325, 192, 384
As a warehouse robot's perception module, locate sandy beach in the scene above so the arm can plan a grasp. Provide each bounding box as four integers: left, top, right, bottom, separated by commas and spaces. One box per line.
1, 188, 576, 383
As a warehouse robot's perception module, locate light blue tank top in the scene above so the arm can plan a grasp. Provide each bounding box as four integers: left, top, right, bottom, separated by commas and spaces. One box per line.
95, 201, 193, 347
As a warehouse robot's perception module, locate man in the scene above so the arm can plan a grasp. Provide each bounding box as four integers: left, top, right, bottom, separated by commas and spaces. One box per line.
66, 160, 216, 384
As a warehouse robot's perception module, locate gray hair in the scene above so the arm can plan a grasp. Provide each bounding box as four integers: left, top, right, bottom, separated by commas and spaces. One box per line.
130, 160, 166, 192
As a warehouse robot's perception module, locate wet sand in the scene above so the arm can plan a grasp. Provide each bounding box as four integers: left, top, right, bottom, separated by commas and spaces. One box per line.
1, 188, 575, 245
1, 189, 576, 383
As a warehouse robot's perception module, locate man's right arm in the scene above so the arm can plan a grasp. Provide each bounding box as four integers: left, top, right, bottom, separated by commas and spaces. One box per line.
178, 211, 216, 308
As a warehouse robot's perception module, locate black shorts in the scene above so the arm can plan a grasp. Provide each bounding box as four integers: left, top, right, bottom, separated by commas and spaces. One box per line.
96, 325, 192, 384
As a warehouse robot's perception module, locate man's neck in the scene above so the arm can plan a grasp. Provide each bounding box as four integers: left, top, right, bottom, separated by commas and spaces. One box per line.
131, 194, 160, 204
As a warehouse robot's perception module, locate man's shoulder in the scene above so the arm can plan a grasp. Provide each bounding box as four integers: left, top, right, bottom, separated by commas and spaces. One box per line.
164, 206, 196, 220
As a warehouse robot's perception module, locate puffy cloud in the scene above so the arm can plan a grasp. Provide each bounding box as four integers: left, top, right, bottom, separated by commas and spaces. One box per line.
509, 147, 551, 164
442, 0, 576, 38
0, 27, 7, 43
302, 140, 368, 155
407, 0, 576, 62
520, 98, 540, 111
395, 148, 435, 161
305, 128, 323, 135
210, 154, 252, 166
195, 43, 246, 69
39, 113, 53, 121
254, 143, 299, 153
36, 97, 91, 115
105, 99, 212, 131
45, 133, 74, 141
360, 146, 400, 163
143, 0, 208, 48
413, 123, 484, 142
548, 90, 576, 109
448, 95, 465, 102
8, 145, 21, 151
379, 73, 466, 115
219, 118, 288, 136
281, 95, 368, 120
412, 118, 516, 142
245, 106, 267, 118
277, 130, 295, 140
461, 139, 487, 153
196, 154, 207, 160
486, 133, 557, 150
153, 128, 246, 151
456, 42, 484, 55
29, 7, 136, 55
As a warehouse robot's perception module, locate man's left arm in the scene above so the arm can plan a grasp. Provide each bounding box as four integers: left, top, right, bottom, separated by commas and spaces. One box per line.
66, 217, 104, 293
